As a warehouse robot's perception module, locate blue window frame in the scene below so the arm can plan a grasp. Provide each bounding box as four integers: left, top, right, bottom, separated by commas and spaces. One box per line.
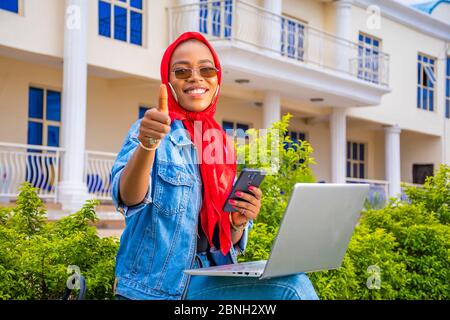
281, 18, 305, 61
199, 0, 232, 38
27, 87, 61, 192
99, 1, 111, 37
98, 0, 143, 46
222, 121, 249, 139
283, 130, 306, 151
417, 53, 436, 112
0, 0, 18, 13
358, 33, 381, 84
138, 106, 150, 119
27, 87, 61, 148
346, 141, 366, 179
446, 56, 450, 119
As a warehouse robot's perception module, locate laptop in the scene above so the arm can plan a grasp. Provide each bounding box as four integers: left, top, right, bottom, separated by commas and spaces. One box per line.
184, 183, 369, 280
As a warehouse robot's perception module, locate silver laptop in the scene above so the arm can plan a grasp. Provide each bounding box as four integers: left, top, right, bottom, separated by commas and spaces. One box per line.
184, 183, 369, 280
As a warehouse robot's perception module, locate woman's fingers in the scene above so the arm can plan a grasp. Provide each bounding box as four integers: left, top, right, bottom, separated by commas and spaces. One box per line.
248, 186, 262, 200
144, 108, 171, 125
229, 199, 258, 220
234, 191, 259, 207
141, 118, 171, 134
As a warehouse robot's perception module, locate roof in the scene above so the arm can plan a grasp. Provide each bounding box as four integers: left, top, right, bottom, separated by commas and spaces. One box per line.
411, 0, 450, 14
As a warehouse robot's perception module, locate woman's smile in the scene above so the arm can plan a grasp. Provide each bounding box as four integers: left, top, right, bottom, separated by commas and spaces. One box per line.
183, 85, 210, 99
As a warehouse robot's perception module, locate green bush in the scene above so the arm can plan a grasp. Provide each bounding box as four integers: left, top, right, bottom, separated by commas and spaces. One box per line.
0, 183, 119, 300
236, 114, 316, 262
237, 115, 450, 299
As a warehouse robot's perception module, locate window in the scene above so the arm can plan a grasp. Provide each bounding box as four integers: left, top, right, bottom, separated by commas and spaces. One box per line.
98, 0, 143, 46
358, 33, 381, 83
0, 0, 18, 13
446, 56, 450, 119
28, 87, 61, 148
27, 87, 61, 192
138, 106, 151, 119
417, 53, 436, 111
281, 17, 305, 61
199, 0, 232, 38
346, 141, 366, 179
413, 164, 433, 185
283, 130, 306, 151
222, 121, 249, 138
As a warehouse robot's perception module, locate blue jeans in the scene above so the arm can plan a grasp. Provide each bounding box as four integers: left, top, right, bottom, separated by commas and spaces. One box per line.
184, 252, 319, 300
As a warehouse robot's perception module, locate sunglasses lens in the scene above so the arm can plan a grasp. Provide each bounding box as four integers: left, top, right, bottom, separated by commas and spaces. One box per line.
174, 69, 192, 79
200, 67, 218, 78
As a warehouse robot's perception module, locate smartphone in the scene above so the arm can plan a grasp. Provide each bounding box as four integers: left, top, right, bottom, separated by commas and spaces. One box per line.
223, 168, 266, 212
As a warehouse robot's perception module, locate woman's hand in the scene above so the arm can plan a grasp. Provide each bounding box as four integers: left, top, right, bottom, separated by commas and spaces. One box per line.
138, 84, 171, 149
229, 186, 263, 227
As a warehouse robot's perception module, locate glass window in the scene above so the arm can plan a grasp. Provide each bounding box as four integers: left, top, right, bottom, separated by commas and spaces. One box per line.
199, 0, 233, 39
446, 56, 450, 119
99, 1, 111, 37
29, 87, 44, 119
417, 53, 436, 112
27, 87, 62, 148
130, 11, 142, 45
130, 0, 142, 9
358, 33, 381, 84
28, 122, 43, 146
281, 17, 305, 61
346, 141, 366, 179
99, 0, 143, 46
46, 91, 61, 122
47, 126, 60, 147
139, 106, 150, 119
0, 0, 18, 13
114, 5, 127, 42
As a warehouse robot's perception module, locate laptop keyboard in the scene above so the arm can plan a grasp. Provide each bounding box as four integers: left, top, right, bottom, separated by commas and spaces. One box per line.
211, 260, 267, 272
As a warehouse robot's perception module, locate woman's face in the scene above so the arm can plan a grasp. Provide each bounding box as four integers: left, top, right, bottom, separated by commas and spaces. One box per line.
169, 40, 219, 112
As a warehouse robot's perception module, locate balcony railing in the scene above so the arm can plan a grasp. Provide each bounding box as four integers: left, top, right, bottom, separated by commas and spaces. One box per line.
346, 178, 390, 207
167, 0, 390, 86
0, 142, 62, 201
0, 143, 117, 202
85, 150, 116, 201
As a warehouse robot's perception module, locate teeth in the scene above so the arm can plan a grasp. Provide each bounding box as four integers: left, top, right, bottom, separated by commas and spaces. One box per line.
186, 88, 207, 94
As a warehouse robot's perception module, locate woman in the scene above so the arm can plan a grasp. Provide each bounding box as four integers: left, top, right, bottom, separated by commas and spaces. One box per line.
111, 32, 318, 300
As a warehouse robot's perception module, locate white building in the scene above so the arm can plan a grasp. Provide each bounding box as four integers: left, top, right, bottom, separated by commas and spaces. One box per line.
0, 0, 449, 224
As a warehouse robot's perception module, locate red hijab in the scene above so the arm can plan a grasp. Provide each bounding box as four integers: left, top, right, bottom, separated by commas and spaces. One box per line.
160, 32, 236, 256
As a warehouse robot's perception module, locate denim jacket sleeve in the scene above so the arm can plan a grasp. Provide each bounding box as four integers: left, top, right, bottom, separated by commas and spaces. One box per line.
209, 219, 254, 265
111, 120, 152, 218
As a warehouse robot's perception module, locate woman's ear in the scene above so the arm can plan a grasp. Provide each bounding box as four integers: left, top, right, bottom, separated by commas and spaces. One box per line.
168, 82, 178, 103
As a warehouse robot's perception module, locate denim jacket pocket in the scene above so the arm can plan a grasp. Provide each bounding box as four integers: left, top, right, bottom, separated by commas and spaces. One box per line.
153, 162, 194, 216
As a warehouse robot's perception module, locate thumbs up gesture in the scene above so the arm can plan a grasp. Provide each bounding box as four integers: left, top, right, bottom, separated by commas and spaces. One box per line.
138, 84, 171, 150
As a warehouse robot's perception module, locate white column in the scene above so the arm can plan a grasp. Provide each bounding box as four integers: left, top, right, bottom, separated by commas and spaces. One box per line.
384, 125, 401, 198
176, 0, 199, 37
58, 0, 89, 212
334, 0, 353, 73
330, 108, 347, 183
262, 0, 282, 54
262, 91, 281, 129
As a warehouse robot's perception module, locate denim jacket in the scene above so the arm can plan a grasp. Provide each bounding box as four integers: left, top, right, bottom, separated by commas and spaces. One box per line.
111, 119, 252, 300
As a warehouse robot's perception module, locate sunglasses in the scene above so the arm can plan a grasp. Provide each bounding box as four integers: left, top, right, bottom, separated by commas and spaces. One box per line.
171, 67, 219, 80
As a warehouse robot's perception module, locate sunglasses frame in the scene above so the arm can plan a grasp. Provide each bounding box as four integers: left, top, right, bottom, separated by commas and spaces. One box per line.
171, 67, 219, 80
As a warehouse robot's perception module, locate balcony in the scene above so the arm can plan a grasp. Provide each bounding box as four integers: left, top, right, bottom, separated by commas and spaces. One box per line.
167, 0, 391, 107
0, 143, 115, 204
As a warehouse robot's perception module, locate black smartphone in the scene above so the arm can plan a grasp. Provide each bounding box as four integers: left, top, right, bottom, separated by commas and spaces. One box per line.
223, 168, 266, 212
